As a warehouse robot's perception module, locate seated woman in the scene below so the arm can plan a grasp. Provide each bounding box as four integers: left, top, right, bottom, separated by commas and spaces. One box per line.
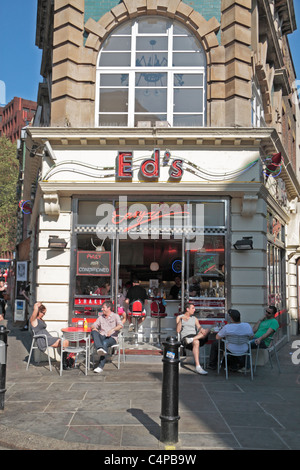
30, 302, 69, 369
176, 302, 210, 375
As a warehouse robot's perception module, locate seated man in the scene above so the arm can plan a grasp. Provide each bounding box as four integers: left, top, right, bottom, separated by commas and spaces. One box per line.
207, 309, 253, 371
125, 279, 148, 332
252, 306, 279, 348
176, 302, 210, 375
91, 300, 123, 374
241, 305, 279, 372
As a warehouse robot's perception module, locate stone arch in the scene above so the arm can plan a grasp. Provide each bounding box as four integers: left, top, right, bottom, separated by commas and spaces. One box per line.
82, 1, 221, 127
51, 0, 230, 127
84, 1, 221, 68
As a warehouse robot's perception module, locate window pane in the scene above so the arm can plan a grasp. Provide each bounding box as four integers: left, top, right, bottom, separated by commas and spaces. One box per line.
99, 114, 128, 126
102, 37, 131, 51
174, 73, 203, 87
173, 115, 203, 126
135, 114, 167, 126
174, 89, 203, 112
111, 23, 131, 35
99, 89, 128, 112
136, 37, 168, 51
135, 89, 167, 113
136, 72, 167, 87
173, 36, 202, 51
138, 18, 170, 33
100, 74, 129, 86
173, 23, 190, 35
173, 52, 206, 67
99, 52, 131, 67
136, 52, 168, 67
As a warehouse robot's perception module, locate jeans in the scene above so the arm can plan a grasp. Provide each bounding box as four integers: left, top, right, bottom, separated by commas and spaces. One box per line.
91, 330, 116, 369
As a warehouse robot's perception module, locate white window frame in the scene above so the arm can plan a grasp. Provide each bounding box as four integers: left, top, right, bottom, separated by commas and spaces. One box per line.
251, 80, 266, 128
95, 16, 206, 127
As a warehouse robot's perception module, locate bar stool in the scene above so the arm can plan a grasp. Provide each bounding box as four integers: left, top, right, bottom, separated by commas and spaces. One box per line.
150, 300, 167, 347
128, 300, 145, 345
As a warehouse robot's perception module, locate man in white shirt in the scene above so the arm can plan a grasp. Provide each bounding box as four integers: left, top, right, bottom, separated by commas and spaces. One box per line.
91, 301, 123, 373
207, 309, 253, 370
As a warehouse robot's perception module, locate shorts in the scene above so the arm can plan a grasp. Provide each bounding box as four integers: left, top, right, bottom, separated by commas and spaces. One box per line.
182, 334, 208, 350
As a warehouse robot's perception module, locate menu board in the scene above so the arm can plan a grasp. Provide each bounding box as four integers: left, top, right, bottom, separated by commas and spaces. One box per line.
194, 252, 219, 277
76, 251, 111, 276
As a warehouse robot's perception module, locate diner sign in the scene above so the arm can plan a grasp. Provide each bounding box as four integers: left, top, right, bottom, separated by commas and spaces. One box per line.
76, 251, 111, 276
74, 297, 106, 306
116, 149, 184, 181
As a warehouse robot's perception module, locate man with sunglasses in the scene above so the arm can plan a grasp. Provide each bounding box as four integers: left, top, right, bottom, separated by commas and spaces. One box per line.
252, 306, 279, 348
240, 305, 279, 372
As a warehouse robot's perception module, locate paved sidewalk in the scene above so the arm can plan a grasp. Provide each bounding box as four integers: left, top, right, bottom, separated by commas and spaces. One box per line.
1, 306, 300, 451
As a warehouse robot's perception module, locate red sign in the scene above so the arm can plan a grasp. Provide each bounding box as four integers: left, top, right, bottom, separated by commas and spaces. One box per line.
116, 149, 183, 180
76, 251, 111, 276
74, 297, 106, 306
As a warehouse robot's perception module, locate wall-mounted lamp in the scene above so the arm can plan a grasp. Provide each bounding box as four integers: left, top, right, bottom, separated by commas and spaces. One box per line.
233, 237, 253, 251
29, 140, 56, 161
48, 236, 67, 249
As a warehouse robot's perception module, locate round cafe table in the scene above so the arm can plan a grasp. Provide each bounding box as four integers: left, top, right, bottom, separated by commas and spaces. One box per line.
61, 326, 92, 372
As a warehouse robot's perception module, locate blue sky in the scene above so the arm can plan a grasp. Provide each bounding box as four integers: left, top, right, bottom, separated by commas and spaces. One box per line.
1, 0, 300, 106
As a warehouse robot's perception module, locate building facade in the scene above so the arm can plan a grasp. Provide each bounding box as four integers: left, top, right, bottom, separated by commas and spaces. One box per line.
21, 0, 300, 346
0, 97, 36, 142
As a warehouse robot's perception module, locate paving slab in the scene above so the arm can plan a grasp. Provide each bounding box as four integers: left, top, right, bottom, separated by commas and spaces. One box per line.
1, 305, 300, 452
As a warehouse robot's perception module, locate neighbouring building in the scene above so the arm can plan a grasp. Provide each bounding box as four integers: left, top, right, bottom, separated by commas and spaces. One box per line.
0, 97, 37, 142
20, 0, 300, 354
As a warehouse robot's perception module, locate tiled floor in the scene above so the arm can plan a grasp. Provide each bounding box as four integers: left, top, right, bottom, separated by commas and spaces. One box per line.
2, 313, 300, 450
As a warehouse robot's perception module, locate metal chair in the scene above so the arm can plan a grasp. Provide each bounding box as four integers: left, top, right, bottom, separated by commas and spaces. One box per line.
150, 300, 167, 347
254, 329, 281, 373
92, 331, 125, 369
26, 331, 59, 371
177, 333, 207, 369
218, 334, 253, 380
60, 330, 90, 376
128, 300, 145, 345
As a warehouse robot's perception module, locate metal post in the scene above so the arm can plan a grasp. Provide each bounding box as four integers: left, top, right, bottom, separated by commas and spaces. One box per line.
160, 336, 181, 444
0, 325, 9, 411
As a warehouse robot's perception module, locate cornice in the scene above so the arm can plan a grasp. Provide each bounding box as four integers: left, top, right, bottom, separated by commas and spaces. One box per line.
28, 126, 274, 148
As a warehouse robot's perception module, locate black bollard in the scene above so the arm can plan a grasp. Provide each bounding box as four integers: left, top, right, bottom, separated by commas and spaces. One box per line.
0, 325, 9, 411
160, 336, 181, 444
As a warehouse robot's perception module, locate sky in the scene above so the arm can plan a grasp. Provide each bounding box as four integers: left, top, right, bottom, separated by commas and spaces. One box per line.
1, 0, 300, 106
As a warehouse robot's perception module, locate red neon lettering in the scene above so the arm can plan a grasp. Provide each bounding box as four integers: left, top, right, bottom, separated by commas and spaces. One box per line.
170, 159, 183, 179
140, 149, 160, 179
111, 209, 190, 232
116, 152, 133, 179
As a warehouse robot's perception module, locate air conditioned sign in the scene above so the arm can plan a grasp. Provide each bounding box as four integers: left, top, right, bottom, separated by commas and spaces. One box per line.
116, 149, 183, 181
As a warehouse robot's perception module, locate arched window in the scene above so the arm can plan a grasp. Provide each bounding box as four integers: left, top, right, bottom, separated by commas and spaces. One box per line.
95, 16, 206, 127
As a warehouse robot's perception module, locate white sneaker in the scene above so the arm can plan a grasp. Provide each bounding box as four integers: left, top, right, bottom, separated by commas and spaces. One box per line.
97, 348, 107, 355
196, 365, 208, 375
94, 367, 103, 373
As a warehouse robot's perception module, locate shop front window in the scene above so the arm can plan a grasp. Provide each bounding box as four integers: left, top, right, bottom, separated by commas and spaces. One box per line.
73, 198, 228, 321
96, 16, 206, 127
266, 211, 285, 311
74, 235, 112, 316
